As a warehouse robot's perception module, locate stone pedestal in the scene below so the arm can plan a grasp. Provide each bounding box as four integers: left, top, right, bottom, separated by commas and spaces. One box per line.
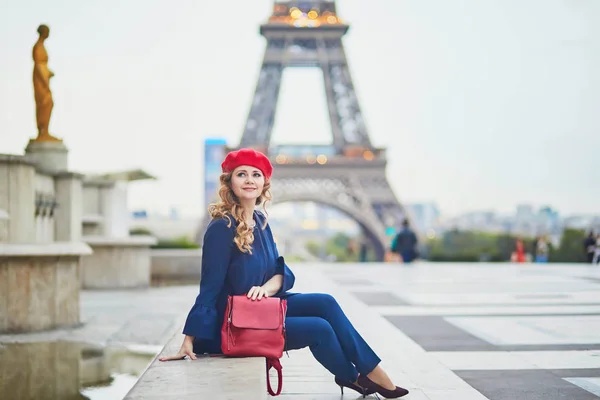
81, 236, 157, 289
0, 242, 92, 333
25, 140, 69, 173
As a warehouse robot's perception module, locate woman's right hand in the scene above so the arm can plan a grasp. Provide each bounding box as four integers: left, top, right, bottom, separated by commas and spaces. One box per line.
159, 336, 197, 361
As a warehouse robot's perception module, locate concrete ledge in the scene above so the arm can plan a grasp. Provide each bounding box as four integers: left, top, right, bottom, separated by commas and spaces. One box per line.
124, 329, 267, 399
0, 242, 92, 257
81, 237, 155, 289
84, 235, 157, 247
0, 153, 36, 166
151, 249, 202, 281
0, 244, 87, 333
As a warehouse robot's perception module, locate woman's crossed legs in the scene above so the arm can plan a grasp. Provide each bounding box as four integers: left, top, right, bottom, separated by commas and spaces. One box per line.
284, 293, 395, 390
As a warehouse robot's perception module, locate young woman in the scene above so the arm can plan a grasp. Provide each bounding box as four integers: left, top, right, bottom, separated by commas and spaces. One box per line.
160, 148, 409, 398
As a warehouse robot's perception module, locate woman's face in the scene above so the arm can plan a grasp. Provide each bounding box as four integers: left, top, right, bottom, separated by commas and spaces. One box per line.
231, 165, 265, 203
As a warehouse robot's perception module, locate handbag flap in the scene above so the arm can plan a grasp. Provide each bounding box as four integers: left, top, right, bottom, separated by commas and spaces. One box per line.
230, 296, 281, 330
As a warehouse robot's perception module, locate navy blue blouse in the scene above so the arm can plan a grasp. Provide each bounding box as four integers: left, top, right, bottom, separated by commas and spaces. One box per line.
183, 210, 296, 354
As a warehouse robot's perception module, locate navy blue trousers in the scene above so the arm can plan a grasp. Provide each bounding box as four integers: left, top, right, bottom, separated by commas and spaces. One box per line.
284, 293, 381, 382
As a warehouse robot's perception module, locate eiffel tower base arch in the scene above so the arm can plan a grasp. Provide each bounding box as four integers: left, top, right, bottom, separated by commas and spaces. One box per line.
270, 196, 387, 263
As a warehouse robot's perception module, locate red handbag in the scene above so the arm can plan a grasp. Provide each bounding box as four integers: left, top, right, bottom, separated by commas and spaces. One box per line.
221, 295, 287, 396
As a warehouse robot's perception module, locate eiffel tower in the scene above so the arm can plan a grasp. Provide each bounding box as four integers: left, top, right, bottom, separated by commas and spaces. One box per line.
200, 0, 408, 261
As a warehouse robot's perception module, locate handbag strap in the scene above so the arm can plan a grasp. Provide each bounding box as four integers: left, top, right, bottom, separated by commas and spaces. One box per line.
266, 358, 283, 396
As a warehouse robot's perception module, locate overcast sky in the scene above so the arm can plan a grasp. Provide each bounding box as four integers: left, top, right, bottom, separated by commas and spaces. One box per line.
1, 0, 598, 218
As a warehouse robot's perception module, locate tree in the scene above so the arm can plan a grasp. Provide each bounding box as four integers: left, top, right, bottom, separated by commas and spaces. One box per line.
549, 228, 587, 263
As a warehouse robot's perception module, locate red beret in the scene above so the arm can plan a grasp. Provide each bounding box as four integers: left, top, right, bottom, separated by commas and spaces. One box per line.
221, 148, 273, 180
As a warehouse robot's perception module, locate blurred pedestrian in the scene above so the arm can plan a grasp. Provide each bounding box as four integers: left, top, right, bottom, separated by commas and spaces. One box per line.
535, 236, 549, 263
584, 231, 596, 264
391, 219, 418, 263
515, 237, 526, 263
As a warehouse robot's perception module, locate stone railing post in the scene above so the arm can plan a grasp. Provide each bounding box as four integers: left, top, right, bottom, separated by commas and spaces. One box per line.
54, 172, 84, 242
0, 155, 36, 243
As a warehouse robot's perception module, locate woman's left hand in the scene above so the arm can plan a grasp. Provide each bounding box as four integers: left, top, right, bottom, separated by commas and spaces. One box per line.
247, 286, 269, 301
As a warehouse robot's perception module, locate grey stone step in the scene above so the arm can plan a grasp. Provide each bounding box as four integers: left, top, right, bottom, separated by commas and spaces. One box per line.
124, 329, 267, 400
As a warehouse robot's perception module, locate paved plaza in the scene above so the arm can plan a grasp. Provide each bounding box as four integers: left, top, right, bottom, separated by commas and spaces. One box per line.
2, 262, 599, 399
318, 262, 600, 400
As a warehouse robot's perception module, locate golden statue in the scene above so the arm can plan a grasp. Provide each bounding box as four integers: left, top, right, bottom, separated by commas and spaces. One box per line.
32, 24, 61, 142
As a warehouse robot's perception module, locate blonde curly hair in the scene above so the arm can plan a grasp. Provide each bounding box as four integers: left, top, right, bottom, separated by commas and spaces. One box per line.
207, 172, 271, 254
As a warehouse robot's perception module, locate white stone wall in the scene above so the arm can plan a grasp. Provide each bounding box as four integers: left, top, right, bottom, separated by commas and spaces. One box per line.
82, 181, 131, 238
82, 185, 101, 216
151, 249, 203, 281
82, 185, 103, 236
80, 237, 156, 289
0, 242, 91, 333
0, 157, 36, 243
0, 209, 8, 243
0, 255, 80, 332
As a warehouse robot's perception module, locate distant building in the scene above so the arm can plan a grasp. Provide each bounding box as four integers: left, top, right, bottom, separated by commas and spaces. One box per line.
438, 204, 574, 244
405, 202, 441, 237
204, 138, 227, 213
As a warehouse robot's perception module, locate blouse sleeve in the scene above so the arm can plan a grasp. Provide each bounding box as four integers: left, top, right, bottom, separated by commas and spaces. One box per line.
182, 218, 234, 339
274, 255, 295, 295
261, 215, 295, 295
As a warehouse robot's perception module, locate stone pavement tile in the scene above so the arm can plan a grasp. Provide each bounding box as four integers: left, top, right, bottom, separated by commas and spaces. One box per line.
446, 315, 600, 346
291, 266, 489, 399
375, 305, 600, 317
325, 263, 600, 295
430, 351, 538, 370
332, 278, 375, 286
352, 291, 411, 306
386, 314, 600, 352
515, 293, 572, 299
401, 292, 575, 306
0, 327, 69, 343
417, 389, 492, 400
455, 369, 599, 400
0, 285, 194, 348
435, 349, 600, 371
385, 315, 494, 351
278, 348, 344, 396
550, 368, 600, 378
580, 277, 600, 284
126, 332, 266, 400
400, 292, 600, 306
288, 263, 600, 399
126, 395, 208, 400
274, 395, 377, 400
517, 351, 600, 370
108, 313, 179, 345
565, 378, 600, 397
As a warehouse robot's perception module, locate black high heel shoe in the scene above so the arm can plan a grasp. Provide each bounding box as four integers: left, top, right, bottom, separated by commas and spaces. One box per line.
334, 376, 376, 396
357, 375, 409, 398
